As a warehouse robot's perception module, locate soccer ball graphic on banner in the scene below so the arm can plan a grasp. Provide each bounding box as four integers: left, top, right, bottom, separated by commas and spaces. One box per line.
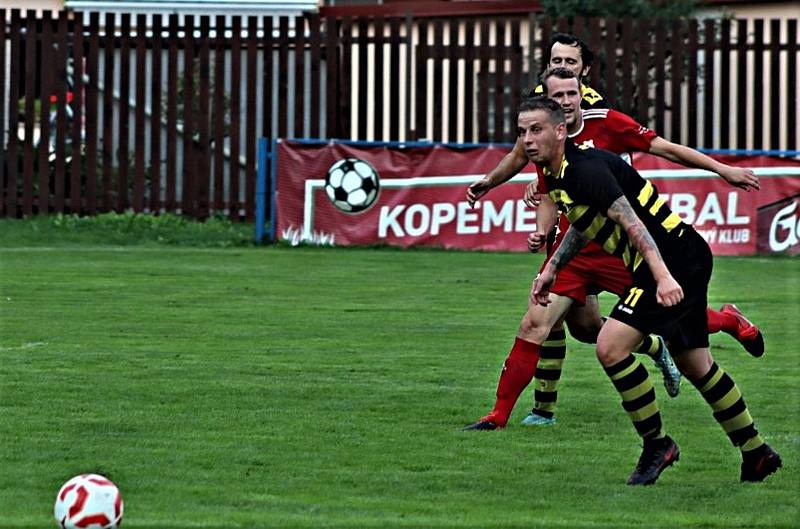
54, 474, 123, 529
324, 157, 380, 213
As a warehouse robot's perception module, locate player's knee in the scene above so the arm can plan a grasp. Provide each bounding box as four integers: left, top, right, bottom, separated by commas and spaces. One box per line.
595, 338, 627, 366
517, 314, 551, 344
674, 348, 715, 381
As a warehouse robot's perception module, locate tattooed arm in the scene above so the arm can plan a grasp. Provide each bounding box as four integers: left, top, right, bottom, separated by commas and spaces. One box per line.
532, 226, 588, 306
545, 226, 589, 271
606, 196, 684, 307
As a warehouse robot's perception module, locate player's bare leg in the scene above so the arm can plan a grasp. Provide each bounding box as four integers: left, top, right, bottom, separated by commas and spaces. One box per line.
596, 318, 679, 485
575, 297, 680, 396
517, 290, 574, 344
522, 298, 601, 426
564, 295, 604, 343
464, 292, 573, 430
523, 296, 681, 426
671, 347, 781, 481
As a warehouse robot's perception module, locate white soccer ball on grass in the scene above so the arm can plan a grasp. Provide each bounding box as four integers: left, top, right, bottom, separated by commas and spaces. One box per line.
54, 474, 123, 529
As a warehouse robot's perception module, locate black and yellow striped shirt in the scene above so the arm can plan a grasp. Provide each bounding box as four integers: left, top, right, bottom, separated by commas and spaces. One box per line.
543, 141, 687, 271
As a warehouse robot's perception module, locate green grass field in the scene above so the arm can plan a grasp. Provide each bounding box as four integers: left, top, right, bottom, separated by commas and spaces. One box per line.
1, 235, 798, 527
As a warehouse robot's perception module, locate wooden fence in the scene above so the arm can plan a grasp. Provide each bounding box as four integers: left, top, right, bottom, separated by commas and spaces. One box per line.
1, 10, 798, 220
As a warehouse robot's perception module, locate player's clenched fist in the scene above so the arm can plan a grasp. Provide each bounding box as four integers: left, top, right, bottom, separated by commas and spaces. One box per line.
466, 178, 492, 208
656, 275, 684, 307
527, 231, 547, 252
524, 180, 542, 208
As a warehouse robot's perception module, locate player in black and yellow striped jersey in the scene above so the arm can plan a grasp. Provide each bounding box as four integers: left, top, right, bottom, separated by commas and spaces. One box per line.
529, 33, 607, 110
545, 160, 686, 272
522, 95, 781, 486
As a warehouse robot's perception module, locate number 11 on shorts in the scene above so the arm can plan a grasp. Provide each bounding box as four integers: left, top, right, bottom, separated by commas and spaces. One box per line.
623, 287, 645, 308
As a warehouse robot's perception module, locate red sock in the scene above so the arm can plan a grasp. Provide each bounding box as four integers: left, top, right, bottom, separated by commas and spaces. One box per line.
707, 307, 738, 334
487, 337, 541, 426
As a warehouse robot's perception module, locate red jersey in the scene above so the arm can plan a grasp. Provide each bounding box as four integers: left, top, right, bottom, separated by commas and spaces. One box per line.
538, 109, 658, 247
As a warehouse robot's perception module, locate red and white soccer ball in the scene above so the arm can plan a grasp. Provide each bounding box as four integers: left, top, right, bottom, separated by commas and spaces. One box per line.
54, 474, 123, 529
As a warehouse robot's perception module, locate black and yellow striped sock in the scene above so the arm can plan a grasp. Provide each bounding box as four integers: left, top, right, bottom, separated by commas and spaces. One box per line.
691, 362, 765, 452
532, 329, 567, 419
634, 335, 662, 359
604, 354, 663, 440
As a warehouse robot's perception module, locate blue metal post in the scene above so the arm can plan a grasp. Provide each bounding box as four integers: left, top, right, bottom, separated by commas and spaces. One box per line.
254, 137, 269, 244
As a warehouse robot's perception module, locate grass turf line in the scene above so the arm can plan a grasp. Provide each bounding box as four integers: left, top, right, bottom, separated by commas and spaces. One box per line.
0, 245, 797, 528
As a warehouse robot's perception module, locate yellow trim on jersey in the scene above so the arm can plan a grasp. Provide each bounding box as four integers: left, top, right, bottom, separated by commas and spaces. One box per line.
602, 225, 624, 255
622, 245, 634, 268
663, 212, 683, 232
546, 157, 685, 271
637, 181, 655, 207
550, 188, 575, 208
557, 158, 569, 178
584, 213, 607, 240
649, 197, 667, 216
543, 156, 569, 181
564, 204, 586, 224
563, 203, 627, 258
638, 180, 682, 232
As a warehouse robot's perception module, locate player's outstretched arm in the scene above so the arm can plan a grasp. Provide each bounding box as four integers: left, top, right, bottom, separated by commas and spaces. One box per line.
533, 226, 588, 305
466, 137, 529, 207
648, 137, 760, 191
606, 196, 683, 307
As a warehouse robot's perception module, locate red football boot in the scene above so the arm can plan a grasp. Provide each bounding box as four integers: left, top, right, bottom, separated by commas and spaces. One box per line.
720, 304, 765, 357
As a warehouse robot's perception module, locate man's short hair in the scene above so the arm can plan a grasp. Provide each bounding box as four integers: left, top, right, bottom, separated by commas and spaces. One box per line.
518, 95, 565, 125
547, 32, 595, 69
539, 67, 579, 95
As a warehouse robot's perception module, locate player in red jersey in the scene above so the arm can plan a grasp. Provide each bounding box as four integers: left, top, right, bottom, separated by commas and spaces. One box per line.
463, 68, 763, 430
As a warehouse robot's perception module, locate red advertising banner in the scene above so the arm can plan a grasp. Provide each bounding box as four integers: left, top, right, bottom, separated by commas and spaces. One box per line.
632, 153, 800, 255
273, 140, 800, 256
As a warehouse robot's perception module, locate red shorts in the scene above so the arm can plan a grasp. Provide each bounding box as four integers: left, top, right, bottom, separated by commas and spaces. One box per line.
539, 241, 633, 305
